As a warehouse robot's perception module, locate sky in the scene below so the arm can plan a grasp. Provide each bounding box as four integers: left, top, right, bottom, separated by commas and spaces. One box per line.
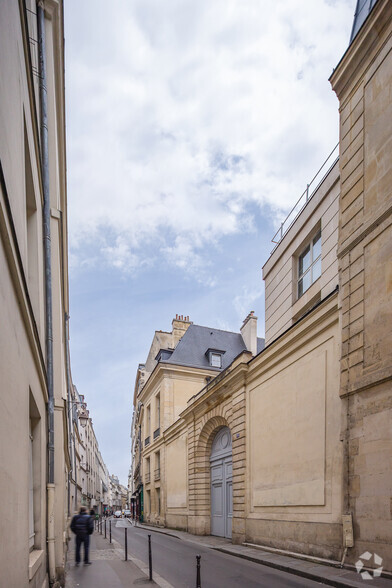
64, 0, 356, 485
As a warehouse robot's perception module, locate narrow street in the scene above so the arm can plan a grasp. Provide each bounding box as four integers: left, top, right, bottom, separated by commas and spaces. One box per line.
110, 518, 322, 588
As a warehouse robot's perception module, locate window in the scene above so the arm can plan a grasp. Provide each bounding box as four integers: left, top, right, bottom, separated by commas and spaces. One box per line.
205, 348, 225, 368
146, 490, 151, 514
156, 393, 160, 428
210, 353, 222, 368
29, 392, 41, 553
147, 405, 151, 435
155, 451, 160, 480
156, 488, 161, 515
24, 123, 39, 319
298, 231, 321, 298
29, 420, 34, 551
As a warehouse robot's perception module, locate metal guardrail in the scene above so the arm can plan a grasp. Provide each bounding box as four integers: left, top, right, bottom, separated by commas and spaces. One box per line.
271, 144, 339, 247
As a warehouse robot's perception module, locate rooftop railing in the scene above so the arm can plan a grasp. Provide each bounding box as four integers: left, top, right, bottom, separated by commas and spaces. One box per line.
271, 144, 339, 248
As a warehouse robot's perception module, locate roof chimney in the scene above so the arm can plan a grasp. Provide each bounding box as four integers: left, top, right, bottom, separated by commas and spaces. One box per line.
240, 311, 258, 356
172, 314, 192, 345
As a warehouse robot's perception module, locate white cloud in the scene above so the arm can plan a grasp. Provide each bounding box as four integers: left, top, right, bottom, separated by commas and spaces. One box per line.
233, 285, 264, 324
65, 0, 355, 275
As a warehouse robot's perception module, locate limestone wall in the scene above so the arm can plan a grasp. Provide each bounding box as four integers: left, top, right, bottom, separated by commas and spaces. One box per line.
330, 0, 392, 570
246, 293, 343, 559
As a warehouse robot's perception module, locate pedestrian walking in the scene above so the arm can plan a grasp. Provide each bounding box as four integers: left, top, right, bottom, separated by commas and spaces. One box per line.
70, 506, 94, 566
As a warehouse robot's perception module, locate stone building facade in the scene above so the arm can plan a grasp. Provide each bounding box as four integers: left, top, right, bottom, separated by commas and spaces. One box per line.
131, 315, 264, 529
131, 0, 391, 573
0, 1, 70, 585
330, 0, 392, 568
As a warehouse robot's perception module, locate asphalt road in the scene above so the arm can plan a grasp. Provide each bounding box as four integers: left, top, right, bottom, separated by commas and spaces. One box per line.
109, 518, 324, 588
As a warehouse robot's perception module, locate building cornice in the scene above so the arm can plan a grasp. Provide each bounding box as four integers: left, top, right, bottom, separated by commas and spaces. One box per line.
330, 0, 392, 101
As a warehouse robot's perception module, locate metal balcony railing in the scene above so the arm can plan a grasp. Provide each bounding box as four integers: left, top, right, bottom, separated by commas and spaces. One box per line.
145, 436, 150, 447
154, 468, 160, 481
153, 427, 160, 440
271, 144, 339, 249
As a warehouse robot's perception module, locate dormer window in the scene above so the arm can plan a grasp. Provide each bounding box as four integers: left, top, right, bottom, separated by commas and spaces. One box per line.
205, 348, 225, 368
155, 349, 174, 362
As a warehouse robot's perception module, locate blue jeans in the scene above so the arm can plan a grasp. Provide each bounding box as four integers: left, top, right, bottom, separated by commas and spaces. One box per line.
75, 534, 90, 563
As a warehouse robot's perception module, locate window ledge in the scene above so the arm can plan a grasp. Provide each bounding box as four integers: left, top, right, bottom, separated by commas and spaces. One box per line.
292, 279, 321, 323
29, 549, 44, 580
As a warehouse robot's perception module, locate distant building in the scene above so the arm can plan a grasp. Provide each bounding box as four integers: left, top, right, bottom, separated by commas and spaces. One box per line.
131, 314, 264, 527
110, 475, 123, 511
73, 392, 110, 516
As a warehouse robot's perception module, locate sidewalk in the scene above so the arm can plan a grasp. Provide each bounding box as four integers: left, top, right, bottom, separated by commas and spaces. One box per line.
66, 528, 152, 587
135, 521, 392, 588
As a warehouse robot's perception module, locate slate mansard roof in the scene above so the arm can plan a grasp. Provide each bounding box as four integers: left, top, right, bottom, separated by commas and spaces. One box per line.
350, 0, 379, 43
157, 324, 265, 372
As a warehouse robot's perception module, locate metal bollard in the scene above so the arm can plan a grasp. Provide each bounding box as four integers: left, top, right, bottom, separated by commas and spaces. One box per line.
125, 528, 128, 561
105, 519, 107, 539
100, 518, 103, 534
109, 519, 112, 543
196, 555, 201, 588
148, 534, 152, 581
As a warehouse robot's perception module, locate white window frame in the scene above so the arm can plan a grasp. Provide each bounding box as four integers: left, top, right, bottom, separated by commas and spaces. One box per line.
297, 230, 321, 298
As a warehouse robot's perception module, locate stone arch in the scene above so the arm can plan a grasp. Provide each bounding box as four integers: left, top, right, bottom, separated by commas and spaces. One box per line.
196, 415, 229, 459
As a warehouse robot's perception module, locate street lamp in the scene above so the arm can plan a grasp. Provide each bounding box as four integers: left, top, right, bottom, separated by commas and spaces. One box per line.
72, 400, 89, 428
78, 407, 89, 428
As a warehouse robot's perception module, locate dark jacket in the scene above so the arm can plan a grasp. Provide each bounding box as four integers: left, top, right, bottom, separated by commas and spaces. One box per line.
71, 513, 94, 537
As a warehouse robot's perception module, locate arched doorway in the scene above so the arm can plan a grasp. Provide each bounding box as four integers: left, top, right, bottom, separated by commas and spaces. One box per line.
210, 427, 232, 538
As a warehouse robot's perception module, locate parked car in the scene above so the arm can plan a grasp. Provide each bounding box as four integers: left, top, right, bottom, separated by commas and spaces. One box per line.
114, 510, 122, 518
124, 509, 131, 518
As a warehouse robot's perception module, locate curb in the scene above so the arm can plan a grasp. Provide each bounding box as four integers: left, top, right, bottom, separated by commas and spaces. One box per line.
124, 521, 381, 588
131, 521, 181, 541
214, 547, 361, 588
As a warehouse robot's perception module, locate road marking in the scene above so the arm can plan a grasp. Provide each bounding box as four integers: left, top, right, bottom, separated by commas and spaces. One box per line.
110, 531, 174, 587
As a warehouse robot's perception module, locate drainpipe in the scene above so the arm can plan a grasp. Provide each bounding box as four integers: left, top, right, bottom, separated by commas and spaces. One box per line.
65, 314, 73, 518
37, 2, 56, 583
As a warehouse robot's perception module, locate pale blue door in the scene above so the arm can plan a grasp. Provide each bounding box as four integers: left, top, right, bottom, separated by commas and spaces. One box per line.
210, 427, 232, 538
